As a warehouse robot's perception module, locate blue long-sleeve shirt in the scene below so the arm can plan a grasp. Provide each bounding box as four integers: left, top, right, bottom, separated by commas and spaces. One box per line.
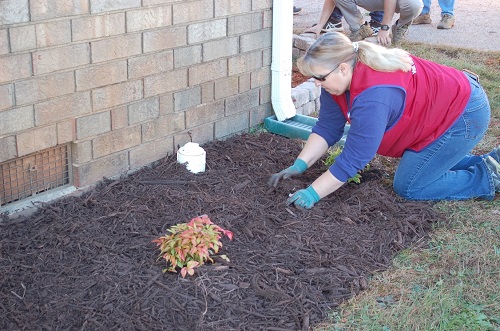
312, 87, 406, 182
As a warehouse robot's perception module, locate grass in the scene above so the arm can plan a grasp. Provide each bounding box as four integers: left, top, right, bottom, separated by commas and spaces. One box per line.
315, 42, 500, 330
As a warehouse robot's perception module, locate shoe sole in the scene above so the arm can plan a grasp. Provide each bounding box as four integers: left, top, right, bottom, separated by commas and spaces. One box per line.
437, 24, 454, 29
412, 19, 432, 25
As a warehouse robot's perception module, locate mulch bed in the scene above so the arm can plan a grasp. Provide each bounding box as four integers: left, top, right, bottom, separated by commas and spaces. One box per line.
0, 132, 442, 331
292, 66, 310, 88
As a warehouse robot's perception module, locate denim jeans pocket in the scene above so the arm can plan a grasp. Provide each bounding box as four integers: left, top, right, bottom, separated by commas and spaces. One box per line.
461, 82, 490, 139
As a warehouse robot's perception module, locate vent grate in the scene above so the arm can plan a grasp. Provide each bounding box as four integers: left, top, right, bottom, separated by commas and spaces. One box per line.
1, 145, 70, 207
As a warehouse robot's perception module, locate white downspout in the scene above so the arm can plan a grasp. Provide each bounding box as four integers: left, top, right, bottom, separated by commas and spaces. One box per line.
271, 0, 296, 121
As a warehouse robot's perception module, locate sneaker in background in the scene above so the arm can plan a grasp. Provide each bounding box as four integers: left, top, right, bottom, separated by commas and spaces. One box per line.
322, 18, 343, 32
293, 6, 302, 15
437, 14, 455, 29
484, 156, 500, 192
369, 20, 382, 36
349, 22, 373, 41
412, 13, 432, 25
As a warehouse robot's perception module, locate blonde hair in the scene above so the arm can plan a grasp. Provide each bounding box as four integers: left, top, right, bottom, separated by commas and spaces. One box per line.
297, 32, 413, 77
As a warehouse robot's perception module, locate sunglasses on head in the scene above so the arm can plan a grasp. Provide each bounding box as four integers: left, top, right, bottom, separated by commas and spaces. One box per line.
311, 64, 340, 81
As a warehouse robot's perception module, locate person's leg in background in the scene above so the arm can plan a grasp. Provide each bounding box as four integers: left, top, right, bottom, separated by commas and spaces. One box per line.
437, 0, 455, 29
412, 0, 432, 24
353, 0, 422, 44
335, 0, 373, 41
413, 0, 455, 29
369, 11, 384, 35
322, 8, 383, 34
391, 0, 423, 43
322, 7, 344, 32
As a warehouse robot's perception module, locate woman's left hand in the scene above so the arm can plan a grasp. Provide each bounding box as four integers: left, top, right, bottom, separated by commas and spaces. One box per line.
286, 186, 320, 209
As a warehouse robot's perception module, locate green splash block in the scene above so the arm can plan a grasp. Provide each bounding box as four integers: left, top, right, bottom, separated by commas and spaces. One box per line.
264, 114, 318, 140
265, 114, 349, 145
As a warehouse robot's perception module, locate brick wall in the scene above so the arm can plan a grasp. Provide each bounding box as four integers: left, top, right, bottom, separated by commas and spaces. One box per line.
0, 0, 274, 188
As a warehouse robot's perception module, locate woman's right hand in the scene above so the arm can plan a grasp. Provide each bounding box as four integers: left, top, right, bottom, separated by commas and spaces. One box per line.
268, 159, 308, 188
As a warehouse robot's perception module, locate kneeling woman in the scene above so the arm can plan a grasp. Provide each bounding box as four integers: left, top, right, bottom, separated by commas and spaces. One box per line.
269, 32, 499, 209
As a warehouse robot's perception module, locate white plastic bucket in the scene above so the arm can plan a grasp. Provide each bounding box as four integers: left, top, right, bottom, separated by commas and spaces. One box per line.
177, 142, 206, 174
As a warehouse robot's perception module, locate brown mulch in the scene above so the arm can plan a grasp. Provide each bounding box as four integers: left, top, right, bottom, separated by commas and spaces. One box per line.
292, 66, 310, 88
0, 132, 442, 331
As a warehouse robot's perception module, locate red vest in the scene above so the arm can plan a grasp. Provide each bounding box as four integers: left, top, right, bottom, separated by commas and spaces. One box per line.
332, 56, 471, 157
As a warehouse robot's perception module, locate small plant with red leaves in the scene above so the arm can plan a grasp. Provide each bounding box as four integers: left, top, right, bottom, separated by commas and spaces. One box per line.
152, 215, 233, 278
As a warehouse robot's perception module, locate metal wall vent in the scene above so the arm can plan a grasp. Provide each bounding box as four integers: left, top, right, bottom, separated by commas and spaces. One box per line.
1, 145, 71, 207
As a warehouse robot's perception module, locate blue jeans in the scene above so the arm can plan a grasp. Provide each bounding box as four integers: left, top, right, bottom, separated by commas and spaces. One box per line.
393, 73, 493, 201
330, 7, 384, 23
421, 0, 455, 15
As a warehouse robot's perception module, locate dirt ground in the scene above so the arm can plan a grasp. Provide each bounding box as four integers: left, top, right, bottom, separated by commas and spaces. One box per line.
0, 132, 442, 331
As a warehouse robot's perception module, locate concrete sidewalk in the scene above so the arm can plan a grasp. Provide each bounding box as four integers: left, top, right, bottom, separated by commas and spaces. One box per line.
293, 0, 500, 52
